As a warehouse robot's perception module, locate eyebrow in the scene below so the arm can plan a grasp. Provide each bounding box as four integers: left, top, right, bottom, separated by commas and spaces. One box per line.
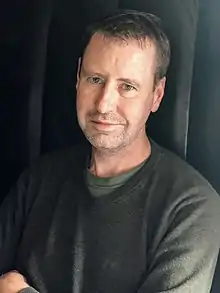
81, 66, 140, 88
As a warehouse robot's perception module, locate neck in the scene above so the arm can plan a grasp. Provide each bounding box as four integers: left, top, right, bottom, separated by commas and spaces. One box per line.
89, 135, 151, 177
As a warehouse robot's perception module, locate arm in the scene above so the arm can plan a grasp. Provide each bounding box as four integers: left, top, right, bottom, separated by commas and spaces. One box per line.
0, 170, 31, 274
0, 171, 41, 292
139, 185, 220, 293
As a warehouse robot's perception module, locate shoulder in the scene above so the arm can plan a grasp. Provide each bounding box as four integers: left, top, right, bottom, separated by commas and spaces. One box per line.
146, 140, 220, 245
31, 142, 90, 175
18, 142, 90, 193
12, 143, 90, 212
149, 139, 220, 221
151, 140, 217, 193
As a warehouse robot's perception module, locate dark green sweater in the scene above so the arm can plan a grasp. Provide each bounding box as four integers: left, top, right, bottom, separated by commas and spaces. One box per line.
0, 141, 220, 293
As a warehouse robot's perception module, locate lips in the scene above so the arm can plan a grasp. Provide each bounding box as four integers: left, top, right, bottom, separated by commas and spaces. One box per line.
91, 120, 121, 131
92, 120, 118, 125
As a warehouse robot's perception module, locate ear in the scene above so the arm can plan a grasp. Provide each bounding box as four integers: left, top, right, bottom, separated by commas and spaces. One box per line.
151, 77, 166, 113
76, 57, 81, 89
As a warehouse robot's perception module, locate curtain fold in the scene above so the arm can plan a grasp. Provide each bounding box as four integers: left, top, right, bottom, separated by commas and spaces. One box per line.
0, 0, 53, 198
26, 0, 54, 165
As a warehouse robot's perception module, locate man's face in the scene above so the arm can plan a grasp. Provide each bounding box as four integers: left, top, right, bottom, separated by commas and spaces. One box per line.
76, 33, 165, 151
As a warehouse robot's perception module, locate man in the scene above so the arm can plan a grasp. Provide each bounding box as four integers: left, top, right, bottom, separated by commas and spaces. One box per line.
0, 10, 220, 293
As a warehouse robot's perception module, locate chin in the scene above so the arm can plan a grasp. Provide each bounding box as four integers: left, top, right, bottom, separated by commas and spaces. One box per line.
88, 138, 128, 153
90, 140, 119, 150
83, 128, 132, 149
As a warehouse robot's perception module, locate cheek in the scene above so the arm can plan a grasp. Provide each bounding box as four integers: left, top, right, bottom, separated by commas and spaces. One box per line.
121, 99, 151, 127
76, 83, 96, 114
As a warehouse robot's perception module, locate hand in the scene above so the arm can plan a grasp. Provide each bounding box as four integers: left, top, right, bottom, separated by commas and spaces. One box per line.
0, 271, 29, 293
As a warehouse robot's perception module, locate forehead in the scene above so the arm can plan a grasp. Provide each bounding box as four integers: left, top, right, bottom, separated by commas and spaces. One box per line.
82, 33, 156, 80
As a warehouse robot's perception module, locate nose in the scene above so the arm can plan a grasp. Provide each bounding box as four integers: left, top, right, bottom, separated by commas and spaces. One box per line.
95, 82, 118, 114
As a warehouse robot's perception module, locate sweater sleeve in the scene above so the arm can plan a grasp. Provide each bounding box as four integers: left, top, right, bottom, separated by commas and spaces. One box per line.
138, 185, 220, 293
18, 286, 40, 293
0, 170, 31, 274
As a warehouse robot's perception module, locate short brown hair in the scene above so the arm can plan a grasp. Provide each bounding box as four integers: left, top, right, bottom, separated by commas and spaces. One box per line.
80, 9, 171, 85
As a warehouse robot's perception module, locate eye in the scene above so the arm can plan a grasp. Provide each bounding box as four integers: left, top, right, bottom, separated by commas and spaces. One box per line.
119, 83, 139, 98
87, 76, 103, 84
121, 83, 137, 91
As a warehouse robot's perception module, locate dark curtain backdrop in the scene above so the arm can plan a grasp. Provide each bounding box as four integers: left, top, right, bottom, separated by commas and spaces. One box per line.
0, 0, 53, 196
1, 0, 220, 291
187, 0, 220, 289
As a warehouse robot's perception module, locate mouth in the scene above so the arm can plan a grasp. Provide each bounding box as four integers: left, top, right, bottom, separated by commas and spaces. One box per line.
93, 121, 118, 125
91, 120, 121, 131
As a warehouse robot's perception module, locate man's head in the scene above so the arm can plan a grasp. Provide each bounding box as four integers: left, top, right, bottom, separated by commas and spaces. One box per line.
76, 10, 171, 152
